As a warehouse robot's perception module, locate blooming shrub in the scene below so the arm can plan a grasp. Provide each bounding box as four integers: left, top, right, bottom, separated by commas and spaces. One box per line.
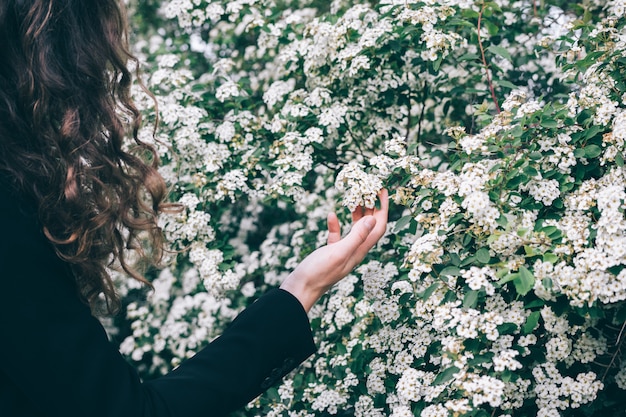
112, 0, 626, 415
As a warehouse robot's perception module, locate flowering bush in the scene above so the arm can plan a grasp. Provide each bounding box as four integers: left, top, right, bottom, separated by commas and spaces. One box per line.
111, 0, 626, 415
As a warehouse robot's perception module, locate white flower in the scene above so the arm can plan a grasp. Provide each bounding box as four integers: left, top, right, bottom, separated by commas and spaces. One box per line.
335, 161, 383, 211
263, 79, 296, 108
527, 179, 561, 206
215, 80, 241, 102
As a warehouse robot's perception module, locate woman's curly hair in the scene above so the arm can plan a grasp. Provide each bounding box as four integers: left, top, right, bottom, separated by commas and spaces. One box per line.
0, 0, 169, 313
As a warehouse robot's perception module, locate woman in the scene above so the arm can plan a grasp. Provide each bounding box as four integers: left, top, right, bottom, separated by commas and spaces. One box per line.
0, 1, 388, 416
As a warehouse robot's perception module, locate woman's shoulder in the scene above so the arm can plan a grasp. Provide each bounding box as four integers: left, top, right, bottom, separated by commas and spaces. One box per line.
0, 171, 58, 266
0, 171, 39, 223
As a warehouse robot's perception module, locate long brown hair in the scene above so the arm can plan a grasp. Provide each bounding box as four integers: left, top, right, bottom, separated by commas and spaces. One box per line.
0, 0, 168, 313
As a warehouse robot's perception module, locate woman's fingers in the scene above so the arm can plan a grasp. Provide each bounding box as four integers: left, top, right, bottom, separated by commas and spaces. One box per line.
351, 189, 389, 223
343, 216, 376, 250
365, 189, 389, 244
281, 188, 389, 312
327, 212, 341, 245
352, 206, 363, 223
376, 189, 389, 221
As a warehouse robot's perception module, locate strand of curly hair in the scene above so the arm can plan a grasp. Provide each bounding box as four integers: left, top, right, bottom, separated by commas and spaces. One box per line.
0, 0, 171, 313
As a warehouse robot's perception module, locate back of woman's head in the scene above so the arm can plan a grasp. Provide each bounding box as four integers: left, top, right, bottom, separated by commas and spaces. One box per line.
0, 0, 168, 313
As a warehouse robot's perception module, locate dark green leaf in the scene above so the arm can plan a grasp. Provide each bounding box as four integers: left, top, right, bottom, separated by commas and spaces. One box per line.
523, 166, 539, 177
523, 311, 541, 334
496, 79, 517, 89
421, 283, 440, 301
393, 215, 413, 233
540, 119, 558, 128
484, 19, 499, 36
497, 322, 518, 335
433, 366, 460, 385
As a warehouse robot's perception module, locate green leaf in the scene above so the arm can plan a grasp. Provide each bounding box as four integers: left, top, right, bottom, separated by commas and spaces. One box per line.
476, 248, 491, 264
540, 119, 558, 128
266, 387, 280, 402
515, 266, 535, 296
393, 215, 413, 233
523, 311, 541, 334
584, 144, 602, 158
542, 226, 562, 239
459, 52, 480, 61
510, 125, 524, 137
496, 215, 508, 227
440, 266, 462, 277
524, 245, 540, 257
484, 19, 499, 35
497, 322, 518, 335
523, 166, 539, 177
525, 299, 545, 309
421, 283, 440, 300
462, 9, 480, 19
496, 79, 518, 89
542, 277, 553, 289
460, 255, 476, 267
543, 253, 558, 264
487, 45, 512, 61
617, 152, 625, 167
433, 366, 460, 385
433, 55, 443, 71
498, 272, 518, 285
506, 173, 529, 189
583, 125, 602, 140
574, 148, 586, 158
468, 352, 495, 366
463, 290, 479, 309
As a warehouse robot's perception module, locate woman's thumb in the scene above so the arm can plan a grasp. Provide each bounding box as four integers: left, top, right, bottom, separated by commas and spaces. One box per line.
347, 216, 376, 246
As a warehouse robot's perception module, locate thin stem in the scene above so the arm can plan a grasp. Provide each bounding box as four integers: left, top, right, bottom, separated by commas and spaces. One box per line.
416, 82, 428, 147
602, 320, 626, 382
405, 85, 412, 143
477, 1, 501, 114
617, 320, 626, 347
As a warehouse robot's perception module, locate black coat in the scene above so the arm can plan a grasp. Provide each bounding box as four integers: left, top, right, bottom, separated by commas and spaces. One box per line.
0, 181, 316, 417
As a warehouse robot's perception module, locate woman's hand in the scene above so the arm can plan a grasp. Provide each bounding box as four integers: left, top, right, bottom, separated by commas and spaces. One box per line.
280, 189, 389, 312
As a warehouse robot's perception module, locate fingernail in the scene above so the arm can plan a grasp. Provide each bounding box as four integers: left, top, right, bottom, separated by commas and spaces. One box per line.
364, 216, 376, 230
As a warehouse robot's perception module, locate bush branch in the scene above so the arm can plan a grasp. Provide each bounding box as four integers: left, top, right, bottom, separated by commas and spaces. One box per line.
477, 1, 501, 114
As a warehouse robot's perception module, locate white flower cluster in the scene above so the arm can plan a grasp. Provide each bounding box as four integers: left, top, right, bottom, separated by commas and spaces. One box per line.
533, 363, 603, 414
158, 193, 215, 249
358, 260, 399, 300
162, 0, 227, 28
335, 161, 383, 211
462, 266, 497, 295
406, 232, 445, 274
118, 268, 238, 372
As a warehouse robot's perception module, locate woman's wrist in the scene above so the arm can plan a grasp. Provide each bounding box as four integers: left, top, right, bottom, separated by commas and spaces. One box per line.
279, 273, 326, 313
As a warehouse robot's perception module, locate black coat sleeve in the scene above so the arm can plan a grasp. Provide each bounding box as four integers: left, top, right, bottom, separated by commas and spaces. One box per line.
0, 185, 316, 417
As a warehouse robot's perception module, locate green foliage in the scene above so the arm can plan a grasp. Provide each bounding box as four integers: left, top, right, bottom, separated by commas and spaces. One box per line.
113, 0, 626, 416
